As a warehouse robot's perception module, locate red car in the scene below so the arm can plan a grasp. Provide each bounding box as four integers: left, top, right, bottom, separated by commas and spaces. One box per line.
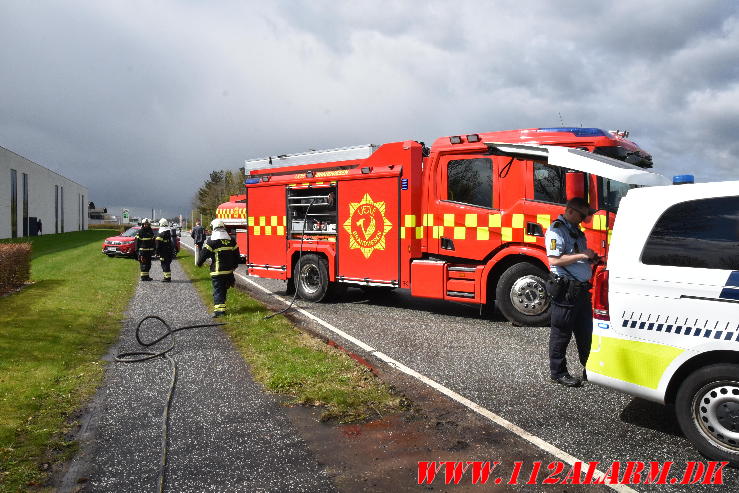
102, 226, 180, 258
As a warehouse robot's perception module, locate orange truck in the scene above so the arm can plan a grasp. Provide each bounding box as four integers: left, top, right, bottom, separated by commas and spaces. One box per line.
235, 127, 669, 325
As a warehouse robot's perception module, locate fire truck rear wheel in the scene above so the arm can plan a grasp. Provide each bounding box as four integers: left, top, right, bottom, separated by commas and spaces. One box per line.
675, 363, 739, 467
294, 254, 329, 302
495, 262, 550, 326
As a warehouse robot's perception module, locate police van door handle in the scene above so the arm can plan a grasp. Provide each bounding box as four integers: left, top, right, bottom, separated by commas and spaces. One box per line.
441, 237, 455, 250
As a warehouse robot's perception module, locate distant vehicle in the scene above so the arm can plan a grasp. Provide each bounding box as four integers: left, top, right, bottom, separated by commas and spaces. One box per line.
102, 226, 180, 258
588, 180, 739, 465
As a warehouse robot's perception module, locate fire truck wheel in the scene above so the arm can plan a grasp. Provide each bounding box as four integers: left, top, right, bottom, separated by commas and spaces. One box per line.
495, 262, 550, 326
294, 254, 329, 302
675, 363, 739, 467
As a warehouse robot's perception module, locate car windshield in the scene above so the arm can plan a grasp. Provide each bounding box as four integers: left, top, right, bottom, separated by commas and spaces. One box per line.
598, 177, 638, 212
121, 226, 161, 237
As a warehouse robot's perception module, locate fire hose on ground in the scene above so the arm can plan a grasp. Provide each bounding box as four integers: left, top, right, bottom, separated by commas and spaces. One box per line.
115, 316, 225, 493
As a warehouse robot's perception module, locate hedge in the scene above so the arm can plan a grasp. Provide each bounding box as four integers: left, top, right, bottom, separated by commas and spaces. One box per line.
0, 243, 32, 296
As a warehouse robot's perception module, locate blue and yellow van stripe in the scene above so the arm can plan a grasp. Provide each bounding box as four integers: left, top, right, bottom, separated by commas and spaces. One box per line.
719, 271, 739, 301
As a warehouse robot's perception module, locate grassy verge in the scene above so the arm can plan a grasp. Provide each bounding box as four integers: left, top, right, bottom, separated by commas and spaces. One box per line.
0, 231, 139, 492
178, 249, 407, 422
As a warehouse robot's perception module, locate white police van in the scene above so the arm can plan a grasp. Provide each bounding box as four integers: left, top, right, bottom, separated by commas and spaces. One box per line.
587, 180, 739, 465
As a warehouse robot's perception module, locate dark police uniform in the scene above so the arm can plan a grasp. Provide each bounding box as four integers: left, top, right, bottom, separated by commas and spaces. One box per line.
545, 214, 594, 380
155, 228, 175, 282
196, 232, 240, 316
134, 226, 155, 281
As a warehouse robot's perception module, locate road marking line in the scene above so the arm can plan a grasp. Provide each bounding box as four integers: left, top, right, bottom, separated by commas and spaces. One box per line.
182, 240, 635, 492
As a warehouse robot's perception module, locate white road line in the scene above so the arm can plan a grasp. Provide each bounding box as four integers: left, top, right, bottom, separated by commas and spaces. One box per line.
181, 241, 636, 492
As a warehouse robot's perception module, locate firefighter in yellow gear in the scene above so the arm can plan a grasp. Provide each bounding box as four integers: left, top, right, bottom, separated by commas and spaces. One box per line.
155, 218, 175, 283
134, 218, 155, 281
196, 219, 241, 317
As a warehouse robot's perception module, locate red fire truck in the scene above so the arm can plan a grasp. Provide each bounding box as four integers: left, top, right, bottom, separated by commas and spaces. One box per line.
240, 127, 669, 325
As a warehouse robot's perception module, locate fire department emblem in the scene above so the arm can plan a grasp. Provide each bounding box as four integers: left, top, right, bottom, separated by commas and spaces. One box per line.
343, 193, 393, 259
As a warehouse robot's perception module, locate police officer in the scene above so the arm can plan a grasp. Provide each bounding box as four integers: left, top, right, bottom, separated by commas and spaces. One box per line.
134, 218, 155, 281
545, 197, 599, 387
197, 219, 240, 317
155, 218, 175, 282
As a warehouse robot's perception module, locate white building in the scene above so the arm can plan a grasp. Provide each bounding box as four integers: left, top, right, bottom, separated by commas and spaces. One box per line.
1, 145, 88, 239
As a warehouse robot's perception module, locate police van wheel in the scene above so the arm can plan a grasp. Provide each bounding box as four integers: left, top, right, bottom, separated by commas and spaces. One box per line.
495, 262, 550, 326
675, 364, 739, 466
294, 254, 329, 302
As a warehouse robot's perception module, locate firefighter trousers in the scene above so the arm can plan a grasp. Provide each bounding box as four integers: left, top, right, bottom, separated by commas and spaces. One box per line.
212, 273, 235, 313
160, 256, 172, 280
139, 253, 152, 278
548, 291, 592, 379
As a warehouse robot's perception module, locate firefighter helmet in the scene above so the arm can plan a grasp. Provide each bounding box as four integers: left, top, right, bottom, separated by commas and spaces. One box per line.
211, 218, 225, 230
158, 218, 169, 227
142, 218, 150, 225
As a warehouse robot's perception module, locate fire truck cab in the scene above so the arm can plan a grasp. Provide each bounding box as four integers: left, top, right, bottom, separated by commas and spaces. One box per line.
242, 128, 669, 326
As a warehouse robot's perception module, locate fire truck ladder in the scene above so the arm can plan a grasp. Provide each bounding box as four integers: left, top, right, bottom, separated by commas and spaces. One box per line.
244, 144, 378, 174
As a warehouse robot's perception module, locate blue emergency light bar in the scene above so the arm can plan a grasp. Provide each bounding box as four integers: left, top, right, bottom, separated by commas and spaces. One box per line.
245, 178, 260, 185
672, 174, 695, 185
537, 127, 608, 137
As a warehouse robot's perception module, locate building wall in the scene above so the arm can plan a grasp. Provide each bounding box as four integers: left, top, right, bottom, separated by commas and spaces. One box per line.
0, 146, 88, 239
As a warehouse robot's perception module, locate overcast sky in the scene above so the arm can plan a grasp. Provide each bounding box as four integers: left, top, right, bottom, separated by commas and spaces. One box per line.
2, 0, 738, 220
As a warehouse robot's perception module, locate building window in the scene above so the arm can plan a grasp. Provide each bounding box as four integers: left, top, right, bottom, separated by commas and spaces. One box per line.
60, 186, 64, 233
55, 185, 59, 234
10, 169, 17, 238
533, 162, 567, 205
22, 173, 28, 237
446, 158, 493, 208
642, 196, 739, 270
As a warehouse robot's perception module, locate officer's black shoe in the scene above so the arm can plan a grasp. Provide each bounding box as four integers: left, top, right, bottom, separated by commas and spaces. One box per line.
212, 311, 226, 318
552, 374, 582, 387
582, 368, 588, 381
142, 276, 152, 281
162, 278, 171, 283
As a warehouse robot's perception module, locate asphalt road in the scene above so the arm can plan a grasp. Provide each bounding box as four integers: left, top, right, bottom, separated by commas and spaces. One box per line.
183, 236, 738, 492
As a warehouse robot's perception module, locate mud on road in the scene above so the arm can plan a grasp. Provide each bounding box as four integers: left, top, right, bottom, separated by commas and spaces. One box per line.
244, 282, 609, 492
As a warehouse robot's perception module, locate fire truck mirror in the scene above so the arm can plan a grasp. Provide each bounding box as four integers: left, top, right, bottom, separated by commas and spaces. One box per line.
565, 171, 586, 201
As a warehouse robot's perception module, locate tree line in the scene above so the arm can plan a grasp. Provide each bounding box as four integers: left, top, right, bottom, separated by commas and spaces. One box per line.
192, 168, 246, 225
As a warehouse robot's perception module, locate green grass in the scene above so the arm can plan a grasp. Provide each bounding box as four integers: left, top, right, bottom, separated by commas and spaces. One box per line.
179, 249, 407, 422
0, 230, 139, 492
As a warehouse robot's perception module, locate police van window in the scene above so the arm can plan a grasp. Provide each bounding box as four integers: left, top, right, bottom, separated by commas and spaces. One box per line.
642, 196, 739, 270
447, 158, 493, 208
533, 162, 567, 204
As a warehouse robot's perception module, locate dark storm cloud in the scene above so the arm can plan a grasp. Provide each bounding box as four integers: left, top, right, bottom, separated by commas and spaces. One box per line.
1, 0, 738, 220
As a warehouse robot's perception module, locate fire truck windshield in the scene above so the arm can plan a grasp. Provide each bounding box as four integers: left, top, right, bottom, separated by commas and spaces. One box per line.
593, 146, 653, 169
598, 177, 637, 212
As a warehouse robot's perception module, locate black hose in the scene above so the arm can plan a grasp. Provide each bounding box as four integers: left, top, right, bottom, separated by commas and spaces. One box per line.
264, 199, 315, 320
115, 316, 225, 493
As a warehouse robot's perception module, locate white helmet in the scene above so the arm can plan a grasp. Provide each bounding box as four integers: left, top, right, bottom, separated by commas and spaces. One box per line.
211, 218, 225, 230
141, 218, 150, 225
158, 218, 169, 227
